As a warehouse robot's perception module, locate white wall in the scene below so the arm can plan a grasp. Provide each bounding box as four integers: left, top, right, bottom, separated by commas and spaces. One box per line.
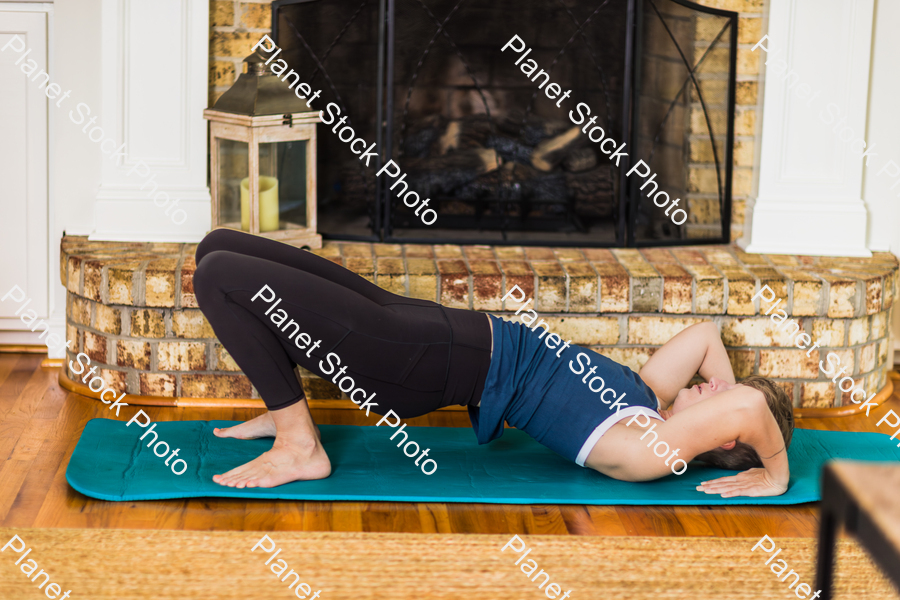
864, 0, 900, 254
740, 0, 874, 258
91, 0, 211, 243
53, 0, 104, 238
864, 0, 900, 363
52, 0, 210, 243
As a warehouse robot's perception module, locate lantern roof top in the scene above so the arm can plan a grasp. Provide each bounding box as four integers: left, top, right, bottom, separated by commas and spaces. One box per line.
211, 50, 316, 117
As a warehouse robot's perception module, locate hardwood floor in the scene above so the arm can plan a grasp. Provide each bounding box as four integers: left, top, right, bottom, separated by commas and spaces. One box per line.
0, 352, 895, 536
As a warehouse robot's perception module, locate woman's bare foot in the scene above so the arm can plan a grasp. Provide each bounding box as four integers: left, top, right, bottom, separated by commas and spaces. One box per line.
212, 400, 329, 488
212, 436, 331, 488
213, 411, 320, 440
214, 411, 276, 439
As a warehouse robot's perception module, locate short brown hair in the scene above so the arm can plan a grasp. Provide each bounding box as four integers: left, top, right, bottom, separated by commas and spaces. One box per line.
695, 376, 794, 471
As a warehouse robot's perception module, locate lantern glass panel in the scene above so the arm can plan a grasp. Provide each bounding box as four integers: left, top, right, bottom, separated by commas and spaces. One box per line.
260, 140, 308, 230
216, 138, 249, 230
279, 140, 308, 230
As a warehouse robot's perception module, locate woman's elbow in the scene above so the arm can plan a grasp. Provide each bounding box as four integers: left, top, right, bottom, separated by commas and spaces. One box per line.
693, 321, 720, 338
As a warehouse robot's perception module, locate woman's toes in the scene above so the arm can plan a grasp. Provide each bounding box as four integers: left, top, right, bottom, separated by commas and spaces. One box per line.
214, 463, 250, 486
214, 426, 236, 438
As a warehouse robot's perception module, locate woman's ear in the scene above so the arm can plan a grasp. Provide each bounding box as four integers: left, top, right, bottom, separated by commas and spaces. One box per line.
719, 440, 737, 450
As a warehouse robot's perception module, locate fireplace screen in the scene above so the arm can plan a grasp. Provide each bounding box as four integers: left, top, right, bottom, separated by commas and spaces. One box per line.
273, 0, 737, 247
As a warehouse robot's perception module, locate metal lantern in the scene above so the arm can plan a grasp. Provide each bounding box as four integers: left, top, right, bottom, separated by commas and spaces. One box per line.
203, 50, 322, 248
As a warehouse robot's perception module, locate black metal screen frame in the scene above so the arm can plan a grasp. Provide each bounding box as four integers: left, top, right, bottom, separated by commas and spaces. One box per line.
626, 0, 738, 247
272, 0, 738, 248
273, 0, 387, 245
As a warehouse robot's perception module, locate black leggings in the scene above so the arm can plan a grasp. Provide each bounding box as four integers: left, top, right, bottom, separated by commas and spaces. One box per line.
192, 229, 492, 418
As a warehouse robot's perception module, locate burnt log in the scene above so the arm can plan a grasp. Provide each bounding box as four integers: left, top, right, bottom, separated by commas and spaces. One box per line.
496, 113, 569, 146
530, 126, 588, 172
435, 121, 461, 155
424, 115, 496, 156
405, 148, 501, 197
564, 147, 598, 173
486, 135, 533, 164
566, 168, 616, 217
402, 115, 444, 158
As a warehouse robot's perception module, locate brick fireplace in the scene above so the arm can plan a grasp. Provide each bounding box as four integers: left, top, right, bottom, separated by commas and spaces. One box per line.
60, 236, 896, 414
43, 0, 899, 417
212, 0, 747, 247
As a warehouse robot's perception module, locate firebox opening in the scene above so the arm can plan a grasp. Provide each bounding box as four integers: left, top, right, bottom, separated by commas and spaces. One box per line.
273, 0, 736, 247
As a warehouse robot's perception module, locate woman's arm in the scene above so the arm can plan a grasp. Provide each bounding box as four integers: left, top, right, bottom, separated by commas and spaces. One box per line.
589, 385, 789, 496
639, 321, 735, 410
694, 400, 790, 498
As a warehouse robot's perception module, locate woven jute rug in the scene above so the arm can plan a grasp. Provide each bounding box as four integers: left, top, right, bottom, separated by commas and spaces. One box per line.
0, 528, 897, 599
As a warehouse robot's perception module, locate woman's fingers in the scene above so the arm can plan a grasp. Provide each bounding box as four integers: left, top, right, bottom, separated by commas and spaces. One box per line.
697, 483, 744, 494
697, 481, 781, 497
697, 483, 759, 496
698, 475, 749, 491
698, 480, 742, 491
700, 474, 742, 486
696, 468, 780, 497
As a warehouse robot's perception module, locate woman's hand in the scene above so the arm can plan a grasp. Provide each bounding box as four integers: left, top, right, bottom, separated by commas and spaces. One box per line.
696, 468, 788, 498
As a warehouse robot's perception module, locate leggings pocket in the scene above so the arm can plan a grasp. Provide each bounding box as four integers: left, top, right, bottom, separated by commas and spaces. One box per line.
397, 343, 450, 392
334, 332, 448, 393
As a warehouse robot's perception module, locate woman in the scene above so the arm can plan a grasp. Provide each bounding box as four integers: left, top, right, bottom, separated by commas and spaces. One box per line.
193, 229, 793, 497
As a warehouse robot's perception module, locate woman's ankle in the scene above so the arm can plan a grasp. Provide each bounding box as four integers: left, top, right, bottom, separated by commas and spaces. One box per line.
270, 400, 319, 438
273, 430, 320, 453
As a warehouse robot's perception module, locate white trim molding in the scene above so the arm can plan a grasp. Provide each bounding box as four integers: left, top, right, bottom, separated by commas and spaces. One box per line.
90, 0, 210, 242
740, 0, 876, 257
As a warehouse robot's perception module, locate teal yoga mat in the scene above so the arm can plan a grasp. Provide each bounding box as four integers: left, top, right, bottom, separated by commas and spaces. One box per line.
67, 418, 900, 505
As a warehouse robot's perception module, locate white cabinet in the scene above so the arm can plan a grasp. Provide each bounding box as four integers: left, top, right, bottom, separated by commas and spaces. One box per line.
0, 8, 50, 344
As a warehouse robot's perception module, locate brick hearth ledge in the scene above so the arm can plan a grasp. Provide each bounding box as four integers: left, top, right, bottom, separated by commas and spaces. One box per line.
59, 236, 897, 416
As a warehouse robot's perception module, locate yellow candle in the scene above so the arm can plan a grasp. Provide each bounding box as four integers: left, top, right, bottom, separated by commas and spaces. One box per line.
240, 176, 280, 232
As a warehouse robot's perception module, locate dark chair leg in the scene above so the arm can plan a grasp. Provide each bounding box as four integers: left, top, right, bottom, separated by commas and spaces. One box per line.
816, 508, 837, 600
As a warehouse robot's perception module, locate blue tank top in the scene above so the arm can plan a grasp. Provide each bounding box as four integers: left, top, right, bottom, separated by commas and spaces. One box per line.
468, 315, 662, 466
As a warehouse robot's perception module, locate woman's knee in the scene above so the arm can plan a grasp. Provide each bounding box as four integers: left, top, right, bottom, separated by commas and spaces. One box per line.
193, 250, 233, 303
195, 228, 243, 264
